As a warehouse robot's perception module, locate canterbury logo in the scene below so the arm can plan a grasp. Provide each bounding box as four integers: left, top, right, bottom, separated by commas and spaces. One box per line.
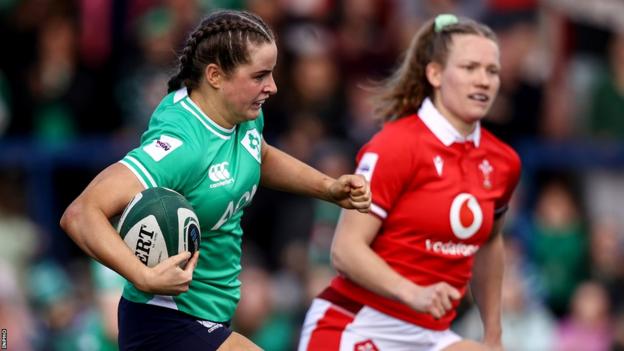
449, 193, 483, 239
208, 162, 231, 182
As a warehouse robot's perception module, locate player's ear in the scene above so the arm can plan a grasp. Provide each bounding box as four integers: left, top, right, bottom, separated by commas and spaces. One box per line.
204, 64, 223, 89
426, 62, 443, 88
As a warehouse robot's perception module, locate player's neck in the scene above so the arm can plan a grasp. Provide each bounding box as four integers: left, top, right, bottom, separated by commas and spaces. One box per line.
189, 89, 236, 129
432, 97, 476, 137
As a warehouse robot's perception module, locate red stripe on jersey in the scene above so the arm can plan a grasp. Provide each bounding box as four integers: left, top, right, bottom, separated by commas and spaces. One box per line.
306, 306, 355, 351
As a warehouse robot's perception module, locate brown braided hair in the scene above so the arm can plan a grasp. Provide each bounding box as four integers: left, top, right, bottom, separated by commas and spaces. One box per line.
372, 16, 497, 122
167, 10, 275, 93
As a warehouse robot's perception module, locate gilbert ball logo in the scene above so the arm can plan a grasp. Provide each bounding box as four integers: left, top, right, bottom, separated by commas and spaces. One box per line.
183, 216, 200, 254
449, 193, 483, 239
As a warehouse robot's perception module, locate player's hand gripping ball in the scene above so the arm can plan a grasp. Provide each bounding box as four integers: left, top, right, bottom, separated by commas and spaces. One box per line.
117, 187, 200, 267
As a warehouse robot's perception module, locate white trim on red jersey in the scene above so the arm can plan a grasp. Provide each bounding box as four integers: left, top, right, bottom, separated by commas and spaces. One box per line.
370, 203, 388, 219
418, 97, 481, 147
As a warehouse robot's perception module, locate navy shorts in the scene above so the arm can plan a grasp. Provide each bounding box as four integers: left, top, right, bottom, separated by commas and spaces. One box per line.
118, 297, 233, 351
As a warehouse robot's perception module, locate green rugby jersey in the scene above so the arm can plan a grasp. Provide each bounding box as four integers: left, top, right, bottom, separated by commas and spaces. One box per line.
119, 88, 263, 322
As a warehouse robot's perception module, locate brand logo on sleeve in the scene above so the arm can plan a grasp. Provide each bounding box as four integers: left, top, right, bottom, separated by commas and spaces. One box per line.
143, 135, 183, 162
356, 152, 379, 182
241, 129, 262, 163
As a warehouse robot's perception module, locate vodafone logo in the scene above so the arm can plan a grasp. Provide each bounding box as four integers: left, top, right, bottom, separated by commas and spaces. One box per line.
208, 162, 231, 182
449, 193, 483, 239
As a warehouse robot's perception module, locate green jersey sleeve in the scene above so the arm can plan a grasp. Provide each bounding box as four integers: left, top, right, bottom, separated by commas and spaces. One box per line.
120, 111, 204, 192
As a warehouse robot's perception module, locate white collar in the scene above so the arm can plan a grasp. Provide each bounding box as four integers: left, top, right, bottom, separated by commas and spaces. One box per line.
417, 97, 481, 147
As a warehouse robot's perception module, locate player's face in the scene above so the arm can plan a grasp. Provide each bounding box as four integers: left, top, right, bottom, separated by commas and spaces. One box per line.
430, 34, 500, 133
221, 42, 278, 124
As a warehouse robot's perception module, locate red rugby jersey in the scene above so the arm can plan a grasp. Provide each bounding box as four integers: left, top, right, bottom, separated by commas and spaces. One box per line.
330, 98, 522, 330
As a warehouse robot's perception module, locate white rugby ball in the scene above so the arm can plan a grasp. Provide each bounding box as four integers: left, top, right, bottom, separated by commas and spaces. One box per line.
117, 187, 200, 267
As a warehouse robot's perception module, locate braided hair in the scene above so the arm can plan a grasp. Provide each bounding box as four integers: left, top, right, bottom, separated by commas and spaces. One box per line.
372, 16, 496, 122
167, 10, 275, 93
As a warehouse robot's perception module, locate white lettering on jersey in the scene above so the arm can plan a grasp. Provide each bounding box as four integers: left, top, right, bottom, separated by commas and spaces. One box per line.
143, 135, 183, 162
449, 193, 483, 239
425, 239, 480, 256
241, 129, 262, 163
433, 155, 444, 176
356, 152, 379, 182
211, 185, 258, 230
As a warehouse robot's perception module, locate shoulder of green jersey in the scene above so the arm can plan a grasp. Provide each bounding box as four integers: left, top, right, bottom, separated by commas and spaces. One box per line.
143, 135, 183, 162
179, 97, 235, 140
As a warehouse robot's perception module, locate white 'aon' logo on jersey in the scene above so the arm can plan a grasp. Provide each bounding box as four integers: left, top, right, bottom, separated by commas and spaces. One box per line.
208, 162, 231, 182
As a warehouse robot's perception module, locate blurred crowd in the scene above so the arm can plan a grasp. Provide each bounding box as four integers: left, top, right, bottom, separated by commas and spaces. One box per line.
1, 0, 624, 350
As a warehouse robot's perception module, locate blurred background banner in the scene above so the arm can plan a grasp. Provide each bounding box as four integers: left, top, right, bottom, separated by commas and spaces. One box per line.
0, 0, 623, 350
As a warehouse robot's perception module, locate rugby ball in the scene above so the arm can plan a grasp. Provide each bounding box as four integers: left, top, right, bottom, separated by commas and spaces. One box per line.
117, 187, 200, 267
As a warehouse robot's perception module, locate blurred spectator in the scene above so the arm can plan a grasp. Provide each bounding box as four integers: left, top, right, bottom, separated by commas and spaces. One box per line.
23, 13, 117, 141
279, 0, 332, 22
332, 0, 399, 79
0, 171, 39, 279
0, 260, 35, 351
78, 0, 112, 69
613, 308, 624, 351
116, 7, 177, 136
27, 260, 77, 349
233, 266, 297, 351
281, 29, 346, 137
245, 0, 285, 31
164, 0, 203, 41
529, 177, 589, 316
307, 140, 356, 266
555, 281, 613, 351
0, 71, 10, 135
89, 260, 125, 350
583, 170, 624, 242
393, 0, 489, 51
588, 218, 624, 312
455, 238, 556, 351
588, 30, 624, 140
482, 9, 546, 143
343, 77, 379, 147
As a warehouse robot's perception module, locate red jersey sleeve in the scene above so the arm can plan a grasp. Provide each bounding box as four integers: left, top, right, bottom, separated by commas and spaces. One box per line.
355, 124, 418, 219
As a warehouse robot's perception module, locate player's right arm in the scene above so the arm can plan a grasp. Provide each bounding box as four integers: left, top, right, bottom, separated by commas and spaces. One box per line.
331, 209, 461, 319
60, 163, 198, 295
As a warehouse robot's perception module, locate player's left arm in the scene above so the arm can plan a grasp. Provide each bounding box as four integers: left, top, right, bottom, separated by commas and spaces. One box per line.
259, 139, 371, 212
470, 215, 505, 351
